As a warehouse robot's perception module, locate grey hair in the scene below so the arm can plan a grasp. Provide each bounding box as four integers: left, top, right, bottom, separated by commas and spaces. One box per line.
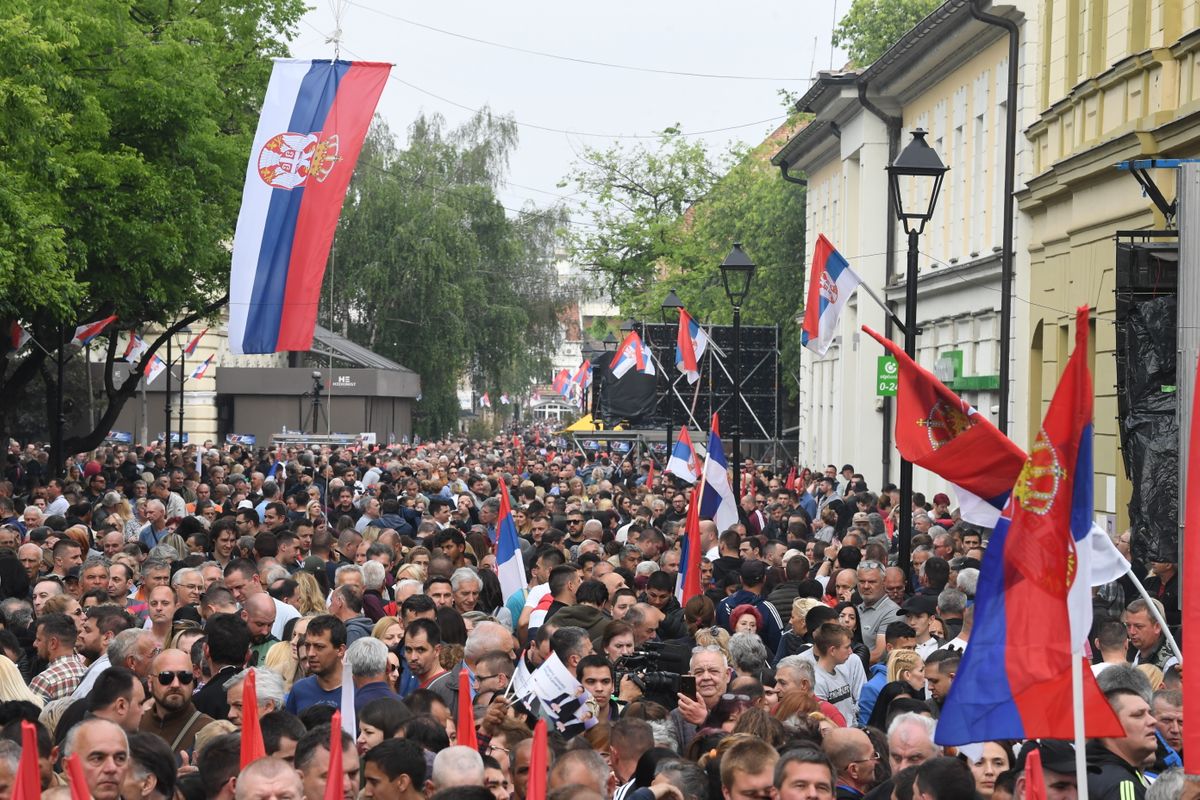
0, 599, 33, 631
1096, 663, 1153, 706
344, 636, 388, 677
655, 759, 708, 800
63, 718, 128, 761
449, 567, 481, 592
888, 711, 937, 741
171, 567, 203, 587
646, 719, 679, 752
108, 630, 154, 666
81, 555, 111, 572
955, 568, 979, 597
857, 560, 886, 578
937, 589, 967, 615
396, 578, 422, 595
224, 667, 286, 709
635, 561, 659, 577
148, 545, 179, 562
552, 749, 610, 791
142, 558, 172, 575
775, 655, 815, 685
334, 564, 364, 583
728, 632, 770, 674
0, 740, 18, 773
362, 560, 385, 590
261, 565, 289, 585
1146, 769, 1185, 800
431, 745, 485, 789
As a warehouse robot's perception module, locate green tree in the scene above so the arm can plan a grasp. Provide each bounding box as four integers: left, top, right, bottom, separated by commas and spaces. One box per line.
0, 0, 304, 460
565, 125, 808, 395
324, 114, 570, 438
832, 0, 942, 66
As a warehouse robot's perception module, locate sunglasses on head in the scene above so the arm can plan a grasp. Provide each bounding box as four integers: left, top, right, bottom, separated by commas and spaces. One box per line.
156, 670, 194, 686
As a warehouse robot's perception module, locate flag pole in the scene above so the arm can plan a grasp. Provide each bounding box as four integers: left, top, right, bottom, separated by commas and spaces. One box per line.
1072, 651, 1090, 800
853, 274, 908, 336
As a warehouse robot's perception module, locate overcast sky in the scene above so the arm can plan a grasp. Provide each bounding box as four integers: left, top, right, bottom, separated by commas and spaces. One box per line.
292, 1, 849, 229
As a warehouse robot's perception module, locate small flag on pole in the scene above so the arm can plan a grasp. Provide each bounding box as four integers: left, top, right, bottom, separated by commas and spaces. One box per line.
182, 327, 207, 356
666, 427, 702, 484
11, 720, 40, 800
324, 712, 345, 800
8, 323, 31, 352
144, 353, 167, 384
240, 669, 267, 768
609, 331, 655, 378
71, 315, 118, 347
525, 719, 549, 800
188, 354, 214, 381
457, 668, 478, 750
496, 486, 527, 599
699, 415, 738, 531
676, 481, 704, 604
675, 308, 709, 384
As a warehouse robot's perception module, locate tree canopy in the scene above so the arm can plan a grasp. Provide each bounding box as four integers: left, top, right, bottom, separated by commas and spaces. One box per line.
564, 123, 808, 394
832, 0, 942, 66
323, 113, 571, 438
0, 0, 305, 455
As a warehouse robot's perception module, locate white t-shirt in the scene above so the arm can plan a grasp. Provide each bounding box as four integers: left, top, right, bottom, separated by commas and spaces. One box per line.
800, 647, 866, 725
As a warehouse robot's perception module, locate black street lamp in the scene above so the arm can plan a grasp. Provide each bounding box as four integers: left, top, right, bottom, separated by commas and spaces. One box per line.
886, 129, 948, 579
660, 289, 685, 462
720, 243, 755, 500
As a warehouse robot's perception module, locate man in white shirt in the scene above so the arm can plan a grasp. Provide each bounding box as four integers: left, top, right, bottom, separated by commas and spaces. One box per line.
901, 595, 941, 659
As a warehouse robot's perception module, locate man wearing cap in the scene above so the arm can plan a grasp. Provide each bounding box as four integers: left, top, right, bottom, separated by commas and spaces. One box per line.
901, 595, 940, 659
1013, 741, 1079, 800
717, 560, 784, 652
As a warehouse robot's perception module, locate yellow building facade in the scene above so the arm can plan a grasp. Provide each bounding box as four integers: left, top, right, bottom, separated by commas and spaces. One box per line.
1020, 0, 1200, 530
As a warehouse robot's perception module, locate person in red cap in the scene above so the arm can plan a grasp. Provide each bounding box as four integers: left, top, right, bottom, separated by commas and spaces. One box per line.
931, 493, 954, 528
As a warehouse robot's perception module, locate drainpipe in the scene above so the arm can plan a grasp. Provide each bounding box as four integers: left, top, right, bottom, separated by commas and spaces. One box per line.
857, 79, 902, 488
779, 162, 807, 187
970, 0, 1019, 436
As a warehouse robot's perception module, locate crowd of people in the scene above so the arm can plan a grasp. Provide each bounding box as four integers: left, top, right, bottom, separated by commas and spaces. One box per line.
0, 432, 1183, 800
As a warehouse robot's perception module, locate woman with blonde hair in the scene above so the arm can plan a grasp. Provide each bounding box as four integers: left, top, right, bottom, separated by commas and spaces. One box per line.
293, 571, 327, 616
693, 626, 732, 664
372, 617, 403, 649
394, 563, 425, 584
264, 615, 312, 693
887, 649, 926, 692
0, 656, 41, 708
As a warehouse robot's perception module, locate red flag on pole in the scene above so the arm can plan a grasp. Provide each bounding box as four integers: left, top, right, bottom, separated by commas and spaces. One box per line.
240, 669, 267, 768
677, 480, 704, 605
456, 668, 478, 751
785, 466, 797, 492
525, 719, 549, 800
645, 458, 655, 488
323, 712, 344, 800
1184, 350, 1200, 774
1023, 748, 1047, 800
65, 754, 90, 800
11, 721, 39, 800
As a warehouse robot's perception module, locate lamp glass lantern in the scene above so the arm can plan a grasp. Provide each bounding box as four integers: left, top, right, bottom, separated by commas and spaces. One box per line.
886, 129, 949, 235
719, 243, 756, 307
602, 333, 618, 352
660, 289, 684, 322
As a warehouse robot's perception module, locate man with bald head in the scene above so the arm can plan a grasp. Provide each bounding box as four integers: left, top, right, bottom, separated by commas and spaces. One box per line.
139, 648, 214, 756
63, 718, 130, 800
234, 756, 305, 800
823, 727, 878, 798
17, 543, 42, 584
243, 592, 279, 665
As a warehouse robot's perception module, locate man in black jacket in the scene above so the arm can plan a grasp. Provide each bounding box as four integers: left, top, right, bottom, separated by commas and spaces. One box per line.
1087, 664, 1157, 800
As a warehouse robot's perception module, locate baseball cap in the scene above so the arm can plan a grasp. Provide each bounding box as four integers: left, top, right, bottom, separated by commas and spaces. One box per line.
900, 595, 937, 616
237, 499, 254, 510
740, 559, 768, 585
1017, 740, 1075, 774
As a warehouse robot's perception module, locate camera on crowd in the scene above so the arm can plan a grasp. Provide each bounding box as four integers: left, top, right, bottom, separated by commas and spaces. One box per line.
614, 641, 691, 707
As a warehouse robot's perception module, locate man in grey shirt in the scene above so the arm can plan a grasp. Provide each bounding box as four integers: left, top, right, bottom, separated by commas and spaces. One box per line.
856, 560, 902, 664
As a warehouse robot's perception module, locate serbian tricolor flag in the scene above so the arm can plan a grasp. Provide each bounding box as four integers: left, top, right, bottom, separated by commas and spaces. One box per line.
572, 360, 592, 393
666, 426, 702, 484
189, 354, 214, 381
862, 325, 1025, 526
935, 307, 1123, 746
676, 481, 703, 603
501, 393, 511, 405
144, 353, 167, 384
699, 414, 739, 532
552, 369, 572, 399
496, 486, 527, 601
675, 308, 708, 384
229, 59, 391, 354
8, 323, 30, 352
480, 393, 491, 408
610, 331, 655, 378
71, 315, 118, 346
123, 332, 148, 362
802, 235, 861, 356
182, 328, 207, 356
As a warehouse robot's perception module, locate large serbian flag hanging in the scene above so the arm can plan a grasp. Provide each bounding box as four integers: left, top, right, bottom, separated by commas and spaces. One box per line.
229, 59, 390, 354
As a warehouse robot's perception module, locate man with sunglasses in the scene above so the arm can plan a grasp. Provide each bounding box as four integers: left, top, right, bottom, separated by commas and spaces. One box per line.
138, 648, 214, 758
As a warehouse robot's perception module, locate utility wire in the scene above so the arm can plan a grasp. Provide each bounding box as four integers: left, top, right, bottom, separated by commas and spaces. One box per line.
345, 0, 813, 82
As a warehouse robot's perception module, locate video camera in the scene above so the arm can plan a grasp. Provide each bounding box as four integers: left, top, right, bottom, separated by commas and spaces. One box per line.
614, 641, 692, 707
